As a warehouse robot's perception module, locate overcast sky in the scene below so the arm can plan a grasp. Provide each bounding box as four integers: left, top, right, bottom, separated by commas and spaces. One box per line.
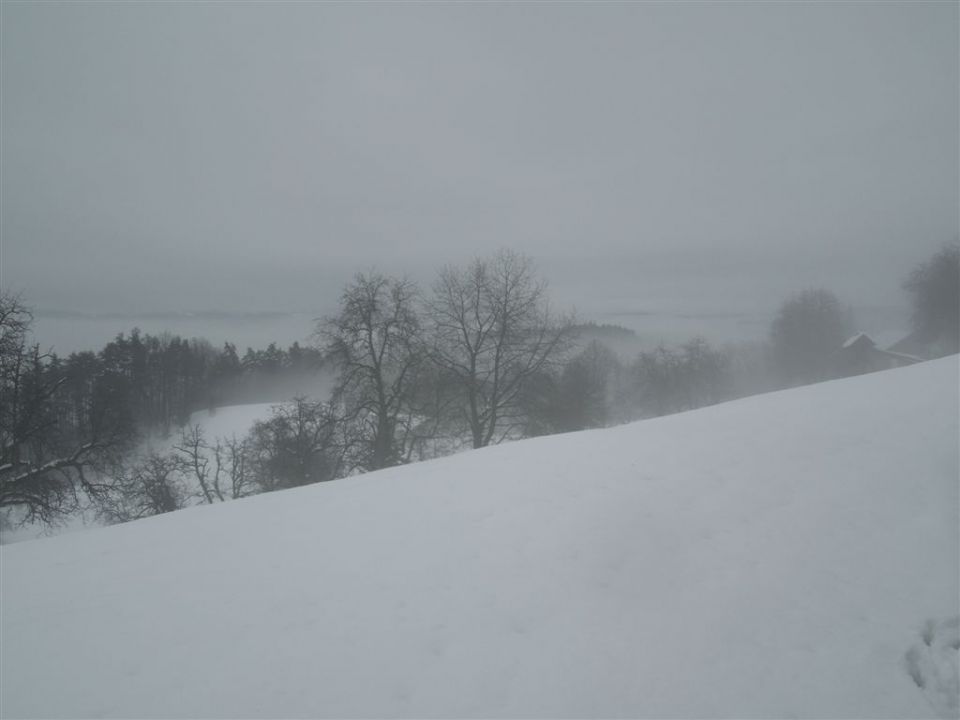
2, 1, 957, 320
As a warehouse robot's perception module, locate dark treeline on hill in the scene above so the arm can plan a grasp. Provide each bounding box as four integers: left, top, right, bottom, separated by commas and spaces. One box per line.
2, 245, 957, 533
52, 331, 327, 435
0, 318, 330, 524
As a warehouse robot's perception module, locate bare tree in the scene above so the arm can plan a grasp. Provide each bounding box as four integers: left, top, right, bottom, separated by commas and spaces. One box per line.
174, 425, 224, 503
630, 338, 730, 417
99, 452, 186, 524
0, 292, 31, 367
319, 273, 427, 471
556, 339, 622, 431
770, 288, 851, 386
1, 292, 123, 524
220, 435, 257, 500
676, 337, 730, 409
426, 250, 572, 448
172, 425, 260, 503
903, 244, 959, 357
247, 398, 346, 490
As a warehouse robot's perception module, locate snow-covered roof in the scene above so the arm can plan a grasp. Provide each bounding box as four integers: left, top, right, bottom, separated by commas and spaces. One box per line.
887, 331, 929, 356
842, 332, 874, 349
878, 349, 924, 364
870, 330, 908, 349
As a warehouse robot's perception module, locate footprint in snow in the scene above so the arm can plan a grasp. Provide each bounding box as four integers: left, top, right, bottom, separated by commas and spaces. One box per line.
904, 615, 959, 719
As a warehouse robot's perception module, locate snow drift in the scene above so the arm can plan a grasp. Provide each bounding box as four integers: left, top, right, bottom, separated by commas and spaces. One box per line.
2, 358, 958, 718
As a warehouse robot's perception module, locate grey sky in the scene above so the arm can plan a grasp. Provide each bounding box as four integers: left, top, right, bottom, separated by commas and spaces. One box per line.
2, 1, 957, 322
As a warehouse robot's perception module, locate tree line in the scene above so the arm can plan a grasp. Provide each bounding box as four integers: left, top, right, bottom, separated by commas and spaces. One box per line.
0, 311, 327, 523
2, 245, 957, 531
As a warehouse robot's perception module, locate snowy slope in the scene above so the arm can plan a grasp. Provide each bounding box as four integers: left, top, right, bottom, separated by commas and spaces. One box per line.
2, 358, 958, 719
186, 402, 279, 441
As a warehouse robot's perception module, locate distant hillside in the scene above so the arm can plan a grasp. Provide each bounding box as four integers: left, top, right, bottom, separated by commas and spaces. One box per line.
571, 321, 645, 357
571, 321, 638, 339
2, 357, 957, 718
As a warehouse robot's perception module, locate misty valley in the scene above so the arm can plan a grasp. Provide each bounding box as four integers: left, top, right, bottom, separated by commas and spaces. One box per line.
5, 245, 956, 537
1, 2, 957, 719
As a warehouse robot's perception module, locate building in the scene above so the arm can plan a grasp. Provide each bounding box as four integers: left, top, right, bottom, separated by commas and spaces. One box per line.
838, 332, 922, 377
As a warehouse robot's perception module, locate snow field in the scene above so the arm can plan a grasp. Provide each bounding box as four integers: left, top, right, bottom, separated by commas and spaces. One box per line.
2, 357, 958, 718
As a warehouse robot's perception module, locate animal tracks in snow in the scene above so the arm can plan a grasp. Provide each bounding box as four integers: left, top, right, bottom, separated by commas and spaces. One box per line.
904, 616, 959, 719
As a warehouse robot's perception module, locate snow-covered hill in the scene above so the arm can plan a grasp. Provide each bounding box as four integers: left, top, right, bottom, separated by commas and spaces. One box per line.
2, 358, 958, 718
